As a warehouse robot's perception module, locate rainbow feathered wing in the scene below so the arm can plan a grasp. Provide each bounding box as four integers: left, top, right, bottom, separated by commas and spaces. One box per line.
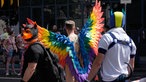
66, 0, 104, 81
36, 25, 71, 67
36, 0, 104, 82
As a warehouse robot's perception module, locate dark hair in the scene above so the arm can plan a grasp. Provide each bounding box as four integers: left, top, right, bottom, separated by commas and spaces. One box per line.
7, 27, 14, 35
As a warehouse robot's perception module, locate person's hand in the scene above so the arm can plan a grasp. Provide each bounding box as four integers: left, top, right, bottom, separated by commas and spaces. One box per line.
15, 48, 18, 52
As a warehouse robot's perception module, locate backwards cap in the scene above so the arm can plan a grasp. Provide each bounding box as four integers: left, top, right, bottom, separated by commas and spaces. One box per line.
110, 10, 125, 28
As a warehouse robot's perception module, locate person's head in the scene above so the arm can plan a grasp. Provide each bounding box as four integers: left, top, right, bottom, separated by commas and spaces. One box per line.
52, 25, 58, 32
8, 28, 14, 36
3, 28, 7, 33
110, 11, 125, 28
64, 20, 75, 33
21, 18, 38, 42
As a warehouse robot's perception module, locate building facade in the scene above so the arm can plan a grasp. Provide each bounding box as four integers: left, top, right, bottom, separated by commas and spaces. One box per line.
0, 0, 146, 55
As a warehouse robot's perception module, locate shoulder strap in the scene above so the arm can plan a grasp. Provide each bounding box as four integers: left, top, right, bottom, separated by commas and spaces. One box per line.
108, 32, 132, 51
108, 32, 117, 50
33, 42, 59, 64
33, 42, 55, 64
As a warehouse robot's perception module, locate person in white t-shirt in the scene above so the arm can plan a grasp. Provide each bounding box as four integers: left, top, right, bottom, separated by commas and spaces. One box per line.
86, 11, 136, 82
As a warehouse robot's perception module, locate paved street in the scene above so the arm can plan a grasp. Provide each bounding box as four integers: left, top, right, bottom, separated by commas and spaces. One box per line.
0, 77, 20, 82
131, 56, 146, 81
0, 56, 146, 82
0, 55, 21, 82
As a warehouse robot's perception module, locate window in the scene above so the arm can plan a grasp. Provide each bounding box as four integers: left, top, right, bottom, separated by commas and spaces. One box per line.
19, 0, 30, 6
31, 0, 42, 6
44, 6, 55, 29
32, 7, 42, 25
19, 7, 30, 26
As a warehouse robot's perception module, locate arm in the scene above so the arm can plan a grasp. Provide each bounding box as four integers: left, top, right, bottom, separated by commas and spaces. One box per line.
3, 39, 8, 52
22, 63, 37, 82
12, 37, 18, 52
125, 38, 136, 81
129, 56, 135, 72
129, 39, 136, 72
65, 64, 74, 82
87, 52, 105, 81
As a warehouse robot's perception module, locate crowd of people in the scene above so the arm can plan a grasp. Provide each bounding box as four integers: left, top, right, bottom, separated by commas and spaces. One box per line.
0, 3, 137, 82
0, 21, 80, 77
0, 27, 26, 76
20, 11, 136, 82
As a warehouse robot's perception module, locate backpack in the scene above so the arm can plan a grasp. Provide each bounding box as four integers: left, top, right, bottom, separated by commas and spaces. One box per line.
35, 42, 66, 82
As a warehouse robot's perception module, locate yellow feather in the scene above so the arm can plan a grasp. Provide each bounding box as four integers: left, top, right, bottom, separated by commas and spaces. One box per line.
10, 0, 13, 5
1, 0, 4, 7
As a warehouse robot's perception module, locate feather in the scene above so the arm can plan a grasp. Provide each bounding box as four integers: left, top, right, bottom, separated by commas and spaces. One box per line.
24, 0, 104, 81
32, 22, 71, 67
66, 0, 104, 81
